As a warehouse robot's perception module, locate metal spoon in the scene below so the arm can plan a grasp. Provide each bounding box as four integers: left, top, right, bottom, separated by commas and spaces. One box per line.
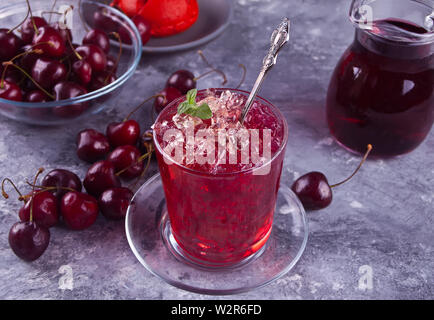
240, 18, 291, 124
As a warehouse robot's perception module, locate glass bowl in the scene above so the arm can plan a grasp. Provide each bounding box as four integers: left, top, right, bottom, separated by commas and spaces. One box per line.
0, 0, 142, 125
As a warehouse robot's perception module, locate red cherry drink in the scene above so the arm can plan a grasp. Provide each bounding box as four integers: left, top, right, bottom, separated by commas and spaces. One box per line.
153, 88, 288, 266
327, 19, 434, 156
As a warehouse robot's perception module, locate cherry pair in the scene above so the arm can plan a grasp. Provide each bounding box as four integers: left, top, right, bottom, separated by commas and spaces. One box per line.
4, 167, 134, 262
77, 121, 143, 171
76, 95, 157, 184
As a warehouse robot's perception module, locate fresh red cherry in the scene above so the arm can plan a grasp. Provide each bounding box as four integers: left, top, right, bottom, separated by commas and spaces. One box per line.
76, 129, 111, 163
292, 145, 372, 211
54, 81, 87, 100
41, 169, 82, 201
52, 81, 88, 118
107, 145, 144, 180
9, 221, 50, 261
117, 25, 132, 45
166, 70, 196, 94
0, 28, 21, 61
93, 9, 118, 33
19, 45, 43, 72
0, 63, 21, 84
118, 15, 151, 45
83, 160, 121, 197
83, 29, 110, 53
23, 90, 50, 117
32, 25, 66, 58
105, 55, 118, 73
0, 80, 22, 101
18, 191, 59, 228
61, 191, 99, 230
31, 58, 67, 90
24, 90, 51, 117
89, 71, 117, 91
106, 119, 141, 148
291, 172, 332, 211
63, 42, 79, 60
72, 59, 92, 86
75, 44, 107, 72
98, 187, 133, 220
132, 15, 151, 45
25, 90, 49, 102
154, 86, 182, 113
21, 17, 47, 44
51, 22, 73, 44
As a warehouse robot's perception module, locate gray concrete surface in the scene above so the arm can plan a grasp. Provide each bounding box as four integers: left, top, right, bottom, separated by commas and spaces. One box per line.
0, 0, 433, 299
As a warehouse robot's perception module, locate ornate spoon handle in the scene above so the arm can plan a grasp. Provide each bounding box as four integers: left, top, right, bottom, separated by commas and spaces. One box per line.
240, 18, 290, 124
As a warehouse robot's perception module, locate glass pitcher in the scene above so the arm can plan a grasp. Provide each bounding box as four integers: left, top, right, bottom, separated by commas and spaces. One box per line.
326, 0, 434, 156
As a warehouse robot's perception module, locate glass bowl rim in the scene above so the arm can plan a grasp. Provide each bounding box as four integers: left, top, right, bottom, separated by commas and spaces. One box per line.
0, 0, 142, 109
152, 88, 289, 177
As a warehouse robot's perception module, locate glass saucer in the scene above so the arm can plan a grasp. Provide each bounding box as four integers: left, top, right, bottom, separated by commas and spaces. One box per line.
125, 173, 308, 295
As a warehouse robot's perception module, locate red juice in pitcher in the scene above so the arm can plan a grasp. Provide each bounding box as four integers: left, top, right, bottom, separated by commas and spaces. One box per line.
327, 0, 434, 156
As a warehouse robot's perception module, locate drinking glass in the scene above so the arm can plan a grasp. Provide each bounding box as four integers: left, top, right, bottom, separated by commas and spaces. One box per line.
153, 88, 289, 267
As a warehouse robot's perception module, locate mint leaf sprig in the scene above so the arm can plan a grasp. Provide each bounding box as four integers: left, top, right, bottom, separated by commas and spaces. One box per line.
177, 89, 212, 120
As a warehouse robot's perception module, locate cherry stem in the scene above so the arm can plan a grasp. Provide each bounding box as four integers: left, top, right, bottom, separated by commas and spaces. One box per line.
66, 30, 82, 60
77, 0, 90, 32
28, 41, 55, 50
196, 50, 227, 85
8, 0, 34, 34
59, 6, 82, 61
115, 151, 152, 176
41, 11, 63, 18
49, 0, 58, 23
4, 62, 55, 100
1, 178, 24, 201
24, 181, 76, 194
1, 48, 44, 89
124, 94, 165, 121
105, 32, 122, 84
235, 64, 247, 90
330, 144, 373, 188
194, 70, 219, 82
129, 143, 153, 190
29, 168, 44, 222
62, 5, 74, 26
